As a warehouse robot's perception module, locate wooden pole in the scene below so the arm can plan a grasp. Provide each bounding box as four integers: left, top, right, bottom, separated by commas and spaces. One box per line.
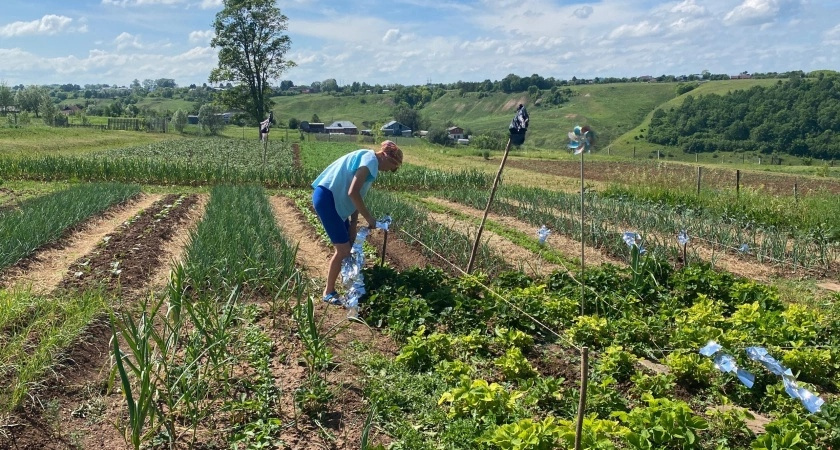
380, 229, 389, 267
736, 169, 741, 197
580, 148, 585, 315
696, 166, 702, 195
574, 347, 590, 450
794, 179, 798, 204
467, 138, 512, 274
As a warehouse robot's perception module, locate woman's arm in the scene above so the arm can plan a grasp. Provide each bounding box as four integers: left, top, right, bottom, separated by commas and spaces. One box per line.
348, 166, 376, 227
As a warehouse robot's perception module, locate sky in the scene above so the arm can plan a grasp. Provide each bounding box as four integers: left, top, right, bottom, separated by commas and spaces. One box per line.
1, 0, 839, 88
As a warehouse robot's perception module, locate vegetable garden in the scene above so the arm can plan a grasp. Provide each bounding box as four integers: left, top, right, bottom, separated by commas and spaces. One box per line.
0, 137, 838, 449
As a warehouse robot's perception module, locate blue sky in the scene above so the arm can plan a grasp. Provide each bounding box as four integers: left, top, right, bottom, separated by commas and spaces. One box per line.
1, 0, 839, 88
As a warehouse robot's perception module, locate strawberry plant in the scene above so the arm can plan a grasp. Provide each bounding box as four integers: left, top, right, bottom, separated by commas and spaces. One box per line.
438, 378, 524, 424
396, 328, 454, 372
494, 347, 538, 381
613, 394, 708, 449
481, 416, 563, 450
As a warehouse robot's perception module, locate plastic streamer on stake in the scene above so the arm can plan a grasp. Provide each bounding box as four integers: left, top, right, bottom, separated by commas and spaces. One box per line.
677, 230, 689, 246
340, 215, 392, 318
537, 225, 551, 245
699, 341, 824, 413
698, 341, 756, 388
745, 346, 825, 413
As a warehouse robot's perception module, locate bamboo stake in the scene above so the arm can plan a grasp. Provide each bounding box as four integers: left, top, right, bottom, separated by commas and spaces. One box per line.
580, 146, 585, 315
466, 138, 512, 274
574, 347, 590, 450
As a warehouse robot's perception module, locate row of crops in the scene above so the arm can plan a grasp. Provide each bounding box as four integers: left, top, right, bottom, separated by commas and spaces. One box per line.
355, 255, 840, 449
430, 183, 839, 273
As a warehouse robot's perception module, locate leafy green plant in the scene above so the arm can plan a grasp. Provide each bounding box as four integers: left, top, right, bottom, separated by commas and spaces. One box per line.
481, 416, 563, 450
663, 352, 716, 388
494, 347, 538, 381
751, 413, 819, 450
595, 346, 637, 383
704, 406, 755, 449
629, 371, 676, 399
438, 378, 524, 424
566, 315, 610, 348
613, 394, 708, 449
396, 328, 453, 372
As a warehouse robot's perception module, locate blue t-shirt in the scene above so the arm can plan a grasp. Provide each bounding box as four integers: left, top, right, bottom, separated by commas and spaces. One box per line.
311, 149, 379, 219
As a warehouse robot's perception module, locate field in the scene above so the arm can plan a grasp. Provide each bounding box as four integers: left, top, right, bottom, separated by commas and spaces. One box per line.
0, 132, 838, 449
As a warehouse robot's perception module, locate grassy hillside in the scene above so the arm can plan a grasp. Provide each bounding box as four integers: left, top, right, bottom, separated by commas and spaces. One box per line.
270, 83, 678, 150
610, 78, 782, 161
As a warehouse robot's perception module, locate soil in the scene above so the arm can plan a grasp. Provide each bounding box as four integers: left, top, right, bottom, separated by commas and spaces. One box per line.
0, 194, 203, 450
59, 194, 199, 293
422, 209, 561, 277
425, 197, 624, 270
0, 194, 163, 294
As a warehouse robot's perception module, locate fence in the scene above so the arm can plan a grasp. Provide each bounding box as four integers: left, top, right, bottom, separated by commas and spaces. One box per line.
106, 117, 167, 133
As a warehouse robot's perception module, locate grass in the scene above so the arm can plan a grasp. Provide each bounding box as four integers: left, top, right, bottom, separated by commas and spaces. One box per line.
0, 288, 106, 412
0, 182, 141, 271
0, 125, 174, 156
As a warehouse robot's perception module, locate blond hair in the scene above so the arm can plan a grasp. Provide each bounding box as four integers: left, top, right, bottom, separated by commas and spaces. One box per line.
378, 140, 403, 164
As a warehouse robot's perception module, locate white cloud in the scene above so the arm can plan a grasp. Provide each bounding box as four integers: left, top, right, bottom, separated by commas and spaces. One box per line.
574, 6, 593, 19
200, 0, 223, 9
102, 0, 184, 6
0, 15, 83, 37
189, 29, 214, 44
670, 0, 706, 15
723, 0, 800, 26
824, 24, 840, 45
383, 29, 400, 44
114, 32, 145, 49
608, 21, 661, 39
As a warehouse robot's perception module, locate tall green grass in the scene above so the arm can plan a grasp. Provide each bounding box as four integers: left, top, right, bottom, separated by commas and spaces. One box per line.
182, 184, 299, 292
0, 288, 105, 411
0, 182, 140, 270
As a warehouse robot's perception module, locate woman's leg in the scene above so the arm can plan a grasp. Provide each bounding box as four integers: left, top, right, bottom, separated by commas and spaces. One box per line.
325, 242, 351, 296
312, 187, 351, 297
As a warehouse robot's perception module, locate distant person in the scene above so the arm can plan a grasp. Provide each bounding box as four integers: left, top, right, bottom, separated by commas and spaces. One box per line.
311, 140, 403, 305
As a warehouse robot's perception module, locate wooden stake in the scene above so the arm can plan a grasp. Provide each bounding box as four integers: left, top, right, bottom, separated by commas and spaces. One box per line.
467, 138, 512, 274
574, 347, 590, 450
380, 229, 389, 267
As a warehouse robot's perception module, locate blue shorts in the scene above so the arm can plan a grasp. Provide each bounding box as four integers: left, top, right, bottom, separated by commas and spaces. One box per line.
312, 186, 351, 244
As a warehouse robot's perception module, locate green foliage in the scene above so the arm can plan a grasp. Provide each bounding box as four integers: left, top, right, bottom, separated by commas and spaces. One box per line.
613, 394, 708, 449
438, 378, 524, 424
629, 372, 676, 399
751, 413, 819, 450
704, 406, 755, 449
648, 74, 840, 159
663, 352, 716, 388
494, 347, 538, 381
482, 416, 563, 450
171, 109, 187, 132
595, 346, 638, 383
396, 328, 454, 372
209, 0, 293, 121
566, 315, 610, 348
198, 104, 225, 135
0, 182, 140, 270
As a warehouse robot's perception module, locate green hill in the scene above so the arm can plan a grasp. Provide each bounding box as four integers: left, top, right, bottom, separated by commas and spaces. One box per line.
270, 83, 679, 150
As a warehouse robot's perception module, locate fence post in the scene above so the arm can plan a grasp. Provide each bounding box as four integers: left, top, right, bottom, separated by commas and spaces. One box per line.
736, 169, 740, 197
633, 146, 635, 158
574, 347, 590, 450
696, 166, 702, 195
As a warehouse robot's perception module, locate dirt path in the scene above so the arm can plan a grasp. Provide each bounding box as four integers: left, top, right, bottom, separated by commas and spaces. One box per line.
269, 193, 399, 448
423, 209, 561, 277
2, 194, 163, 295
425, 197, 624, 271
145, 194, 209, 291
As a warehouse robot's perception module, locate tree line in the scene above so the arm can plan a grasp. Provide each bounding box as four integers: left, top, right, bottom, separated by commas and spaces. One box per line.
646, 72, 840, 160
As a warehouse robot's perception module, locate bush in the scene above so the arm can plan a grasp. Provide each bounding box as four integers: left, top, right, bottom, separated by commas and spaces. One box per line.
171, 109, 187, 132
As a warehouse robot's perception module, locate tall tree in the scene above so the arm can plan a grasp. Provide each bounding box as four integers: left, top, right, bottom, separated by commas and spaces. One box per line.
0, 82, 14, 115
209, 0, 295, 122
